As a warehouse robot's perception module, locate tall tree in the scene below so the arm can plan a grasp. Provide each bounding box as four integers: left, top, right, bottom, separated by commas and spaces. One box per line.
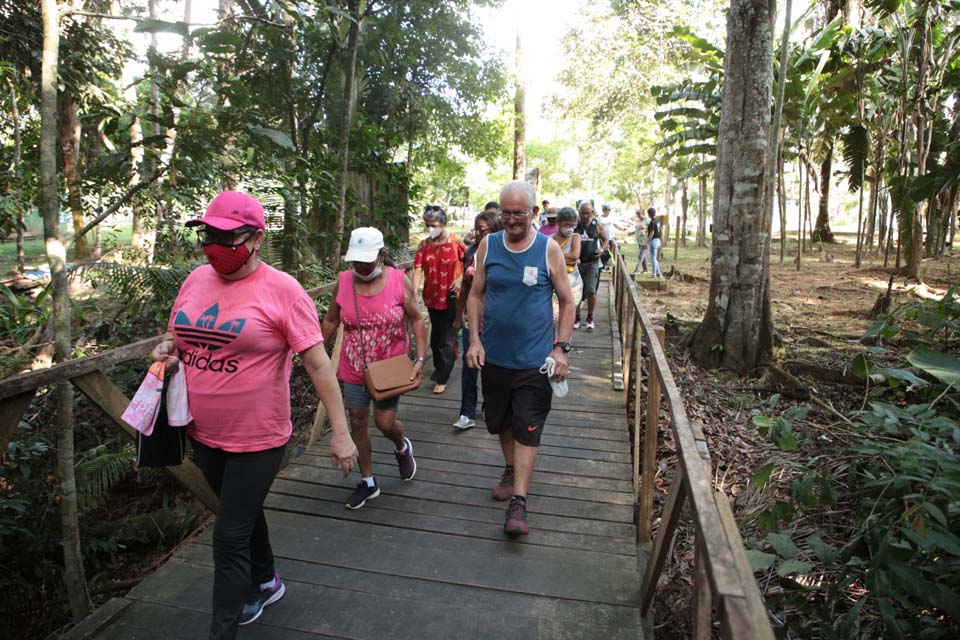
40, 0, 90, 620
691, 0, 776, 372
332, 0, 362, 263
513, 25, 525, 180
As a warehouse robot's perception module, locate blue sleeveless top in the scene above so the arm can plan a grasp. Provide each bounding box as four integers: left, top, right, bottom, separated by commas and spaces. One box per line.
481, 231, 554, 369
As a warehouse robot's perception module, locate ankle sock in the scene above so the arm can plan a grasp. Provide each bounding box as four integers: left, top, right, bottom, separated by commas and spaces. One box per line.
362, 476, 376, 488
259, 575, 277, 590
512, 495, 526, 504
396, 442, 409, 455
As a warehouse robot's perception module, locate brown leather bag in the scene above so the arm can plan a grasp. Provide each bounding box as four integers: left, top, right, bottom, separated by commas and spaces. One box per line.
352, 275, 421, 401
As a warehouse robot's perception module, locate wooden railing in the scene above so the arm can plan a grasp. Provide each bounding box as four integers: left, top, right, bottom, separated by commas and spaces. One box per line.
611, 250, 774, 638
0, 261, 412, 514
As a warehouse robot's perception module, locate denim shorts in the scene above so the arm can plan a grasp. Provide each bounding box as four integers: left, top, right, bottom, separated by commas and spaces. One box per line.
341, 381, 400, 412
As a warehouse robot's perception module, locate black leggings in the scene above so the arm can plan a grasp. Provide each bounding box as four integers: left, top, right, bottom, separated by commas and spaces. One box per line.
427, 294, 458, 384
191, 437, 286, 640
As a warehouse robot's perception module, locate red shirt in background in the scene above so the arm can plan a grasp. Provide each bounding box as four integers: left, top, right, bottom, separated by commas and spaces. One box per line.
414, 235, 465, 310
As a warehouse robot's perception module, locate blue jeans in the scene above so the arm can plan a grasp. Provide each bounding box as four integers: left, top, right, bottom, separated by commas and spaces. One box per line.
649, 238, 662, 276
459, 327, 478, 419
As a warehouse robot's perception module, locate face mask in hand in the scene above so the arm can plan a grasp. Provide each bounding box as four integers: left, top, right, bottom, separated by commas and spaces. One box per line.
427, 226, 443, 239
203, 243, 252, 275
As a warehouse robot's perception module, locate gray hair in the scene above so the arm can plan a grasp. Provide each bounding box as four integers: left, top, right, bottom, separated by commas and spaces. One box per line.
500, 180, 536, 210
557, 207, 577, 224
422, 205, 447, 225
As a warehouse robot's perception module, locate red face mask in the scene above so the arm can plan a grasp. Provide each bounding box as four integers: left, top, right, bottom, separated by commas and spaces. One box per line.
202, 243, 252, 274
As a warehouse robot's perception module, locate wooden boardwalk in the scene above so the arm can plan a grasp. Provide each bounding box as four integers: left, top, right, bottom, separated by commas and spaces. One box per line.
85, 281, 644, 639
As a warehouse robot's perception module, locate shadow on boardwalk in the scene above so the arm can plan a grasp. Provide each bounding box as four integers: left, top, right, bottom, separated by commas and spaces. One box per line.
78, 283, 644, 640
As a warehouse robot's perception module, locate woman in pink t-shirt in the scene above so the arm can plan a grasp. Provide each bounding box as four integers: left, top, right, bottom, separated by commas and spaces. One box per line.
151, 192, 358, 638
322, 227, 427, 510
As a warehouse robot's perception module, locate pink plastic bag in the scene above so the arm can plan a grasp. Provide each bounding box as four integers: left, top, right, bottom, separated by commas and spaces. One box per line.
122, 361, 165, 436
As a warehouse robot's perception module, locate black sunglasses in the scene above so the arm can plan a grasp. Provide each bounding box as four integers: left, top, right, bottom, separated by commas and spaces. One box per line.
196, 226, 256, 247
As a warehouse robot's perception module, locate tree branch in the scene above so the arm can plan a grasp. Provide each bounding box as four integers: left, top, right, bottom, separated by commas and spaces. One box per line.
68, 166, 168, 249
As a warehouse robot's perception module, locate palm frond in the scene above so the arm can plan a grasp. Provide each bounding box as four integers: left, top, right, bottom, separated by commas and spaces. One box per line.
842, 124, 870, 192
75, 444, 135, 511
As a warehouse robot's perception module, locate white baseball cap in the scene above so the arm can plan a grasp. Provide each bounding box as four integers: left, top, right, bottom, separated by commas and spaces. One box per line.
343, 227, 384, 263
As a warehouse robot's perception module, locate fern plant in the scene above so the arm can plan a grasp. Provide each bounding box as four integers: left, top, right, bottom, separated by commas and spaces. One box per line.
74, 443, 135, 511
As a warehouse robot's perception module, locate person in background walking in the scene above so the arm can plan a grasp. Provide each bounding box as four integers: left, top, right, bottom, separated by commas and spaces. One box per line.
466, 180, 575, 536
152, 191, 358, 638
599, 204, 617, 273
647, 207, 662, 278
538, 208, 559, 236
322, 227, 426, 509
573, 201, 608, 330
633, 208, 648, 274
413, 206, 465, 394
452, 210, 502, 429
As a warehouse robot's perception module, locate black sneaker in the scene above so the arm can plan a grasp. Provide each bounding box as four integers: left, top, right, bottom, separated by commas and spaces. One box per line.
395, 437, 416, 481
238, 572, 285, 626
345, 480, 380, 509
504, 497, 529, 535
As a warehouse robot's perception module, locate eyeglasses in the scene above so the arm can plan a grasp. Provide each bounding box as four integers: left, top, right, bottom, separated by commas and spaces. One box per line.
196, 227, 255, 247
499, 210, 529, 219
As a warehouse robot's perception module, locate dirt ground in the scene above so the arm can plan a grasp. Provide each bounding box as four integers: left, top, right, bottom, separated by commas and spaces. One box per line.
616, 232, 959, 637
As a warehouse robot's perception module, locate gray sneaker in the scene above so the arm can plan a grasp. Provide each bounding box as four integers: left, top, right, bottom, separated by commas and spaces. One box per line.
395, 437, 416, 481
238, 572, 285, 626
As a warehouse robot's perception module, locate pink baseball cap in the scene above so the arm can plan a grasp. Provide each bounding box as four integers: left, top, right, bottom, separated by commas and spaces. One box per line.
185, 191, 265, 231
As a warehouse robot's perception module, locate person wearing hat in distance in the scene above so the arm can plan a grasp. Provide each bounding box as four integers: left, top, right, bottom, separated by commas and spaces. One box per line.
412, 206, 466, 394
538, 207, 559, 237
321, 227, 426, 509
150, 191, 359, 639
466, 180, 575, 536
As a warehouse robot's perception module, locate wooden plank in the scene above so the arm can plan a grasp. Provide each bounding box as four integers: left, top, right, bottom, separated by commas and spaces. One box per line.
71, 371, 220, 513
0, 336, 161, 399
693, 531, 713, 640
283, 458, 634, 524
128, 558, 642, 640
394, 421, 630, 453
610, 281, 625, 391
632, 315, 643, 504
174, 543, 643, 632
0, 390, 33, 452
715, 491, 775, 640
338, 437, 633, 479
297, 450, 634, 494
59, 597, 133, 640
286, 454, 635, 505
640, 466, 686, 615
638, 327, 664, 543
265, 490, 635, 555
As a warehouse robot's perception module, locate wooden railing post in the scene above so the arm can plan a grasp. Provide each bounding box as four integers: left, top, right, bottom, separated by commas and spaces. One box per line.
632, 314, 642, 504
638, 326, 665, 543
694, 530, 713, 640
308, 325, 344, 447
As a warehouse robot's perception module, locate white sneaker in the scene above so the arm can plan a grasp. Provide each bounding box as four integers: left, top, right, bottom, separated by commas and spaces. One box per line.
452, 415, 476, 429
573, 319, 581, 329
586, 319, 595, 330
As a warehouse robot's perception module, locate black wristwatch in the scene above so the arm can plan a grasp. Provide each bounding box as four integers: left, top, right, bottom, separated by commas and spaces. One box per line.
553, 340, 572, 353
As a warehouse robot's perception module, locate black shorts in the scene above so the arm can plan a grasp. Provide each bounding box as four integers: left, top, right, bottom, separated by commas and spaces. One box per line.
480, 363, 552, 447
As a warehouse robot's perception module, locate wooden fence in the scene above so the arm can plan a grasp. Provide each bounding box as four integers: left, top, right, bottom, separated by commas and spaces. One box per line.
611, 249, 774, 638
0, 262, 413, 515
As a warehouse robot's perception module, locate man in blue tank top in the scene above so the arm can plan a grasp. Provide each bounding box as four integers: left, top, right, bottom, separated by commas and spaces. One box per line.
466, 180, 576, 536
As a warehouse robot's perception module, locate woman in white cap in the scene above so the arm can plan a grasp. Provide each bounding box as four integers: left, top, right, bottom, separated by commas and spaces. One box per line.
322, 227, 427, 510
151, 191, 358, 638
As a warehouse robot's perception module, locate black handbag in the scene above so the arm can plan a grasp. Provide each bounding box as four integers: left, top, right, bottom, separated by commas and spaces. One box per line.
136, 373, 186, 467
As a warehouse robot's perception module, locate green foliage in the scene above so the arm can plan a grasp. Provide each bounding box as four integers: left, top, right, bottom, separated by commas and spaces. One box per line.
75, 444, 135, 511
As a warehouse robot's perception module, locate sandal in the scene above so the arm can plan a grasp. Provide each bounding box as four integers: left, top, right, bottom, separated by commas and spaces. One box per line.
432, 384, 447, 394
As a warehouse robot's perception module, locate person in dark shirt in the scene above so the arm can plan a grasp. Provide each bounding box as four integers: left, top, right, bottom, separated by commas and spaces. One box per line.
646, 207, 662, 278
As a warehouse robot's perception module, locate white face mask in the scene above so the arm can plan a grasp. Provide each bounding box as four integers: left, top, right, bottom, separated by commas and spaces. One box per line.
559, 227, 574, 236
353, 265, 382, 282
427, 226, 443, 239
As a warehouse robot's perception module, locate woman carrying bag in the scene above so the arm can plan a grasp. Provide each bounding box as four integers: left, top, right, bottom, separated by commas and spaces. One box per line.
322, 227, 427, 510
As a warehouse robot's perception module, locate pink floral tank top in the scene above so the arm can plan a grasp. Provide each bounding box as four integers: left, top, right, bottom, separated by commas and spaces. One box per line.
335, 267, 409, 385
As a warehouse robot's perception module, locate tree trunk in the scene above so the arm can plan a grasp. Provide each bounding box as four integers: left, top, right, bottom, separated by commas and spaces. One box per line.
331, 0, 362, 264
697, 172, 708, 247
796, 152, 804, 271
691, 0, 776, 373
812, 148, 835, 243
58, 95, 89, 261
512, 25, 525, 180
217, 0, 238, 191
680, 179, 688, 247
8, 77, 24, 274
41, 0, 90, 621
778, 147, 786, 263
768, 0, 791, 263
128, 115, 147, 252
